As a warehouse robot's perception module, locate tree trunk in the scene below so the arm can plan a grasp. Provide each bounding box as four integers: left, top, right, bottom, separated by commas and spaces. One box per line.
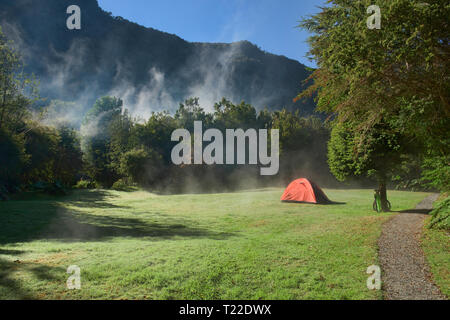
378, 180, 390, 212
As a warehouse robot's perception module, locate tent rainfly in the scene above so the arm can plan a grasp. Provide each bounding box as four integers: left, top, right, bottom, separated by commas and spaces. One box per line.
281, 178, 332, 204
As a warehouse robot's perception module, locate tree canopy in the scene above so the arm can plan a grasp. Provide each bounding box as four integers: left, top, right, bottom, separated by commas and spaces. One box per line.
297, 0, 449, 209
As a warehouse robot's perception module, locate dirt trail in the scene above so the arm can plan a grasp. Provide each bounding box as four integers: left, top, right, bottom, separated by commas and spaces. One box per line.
378, 194, 446, 300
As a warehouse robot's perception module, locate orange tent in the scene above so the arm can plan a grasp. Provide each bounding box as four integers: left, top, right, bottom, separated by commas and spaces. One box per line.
281, 178, 332, 204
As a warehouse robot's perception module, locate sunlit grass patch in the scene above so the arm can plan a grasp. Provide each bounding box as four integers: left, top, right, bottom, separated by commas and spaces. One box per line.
0, 188, 429, 299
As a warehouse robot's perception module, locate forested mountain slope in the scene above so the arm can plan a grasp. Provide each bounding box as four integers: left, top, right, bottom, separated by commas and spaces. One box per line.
0, 0, 315, 114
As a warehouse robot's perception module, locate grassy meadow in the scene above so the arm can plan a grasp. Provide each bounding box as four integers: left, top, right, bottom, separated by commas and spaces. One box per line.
0, 188, 431, 300
422, 222, 450, 297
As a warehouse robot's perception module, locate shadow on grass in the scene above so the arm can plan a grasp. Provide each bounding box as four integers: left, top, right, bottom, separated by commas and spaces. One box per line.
10, 189, 125, 209
0, 249, 27, 255
393, 209, 432, 215
0, 190, 234, 244
62, 189, 132, 209
0, 258, 64, 299
281, 200, 347, 205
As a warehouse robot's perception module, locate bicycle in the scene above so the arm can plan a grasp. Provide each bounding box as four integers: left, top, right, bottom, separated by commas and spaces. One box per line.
373, 189, 391, 212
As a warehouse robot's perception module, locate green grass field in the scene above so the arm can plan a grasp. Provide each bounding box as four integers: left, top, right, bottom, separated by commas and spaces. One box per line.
0, 188, 430, 300
422, 221, 450, 298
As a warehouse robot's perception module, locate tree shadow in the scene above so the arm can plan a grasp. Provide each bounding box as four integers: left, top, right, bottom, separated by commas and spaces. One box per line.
62, 189, 133, 209
393, 209, 432, 215
326, 201, 347, 205
40, 210, 234, 243
0, 190, 235, 244
0, 249, 27, 255
9, 189, 128, 209
0, 258, 64, 299
281, 200, 347, 205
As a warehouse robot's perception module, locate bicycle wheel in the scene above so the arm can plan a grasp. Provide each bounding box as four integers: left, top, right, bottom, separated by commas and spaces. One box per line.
373, 200, 380, 212
373, 200, 391, 212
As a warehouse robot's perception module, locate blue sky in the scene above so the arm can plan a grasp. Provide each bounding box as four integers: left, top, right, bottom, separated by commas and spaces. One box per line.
97, 0, 327, 68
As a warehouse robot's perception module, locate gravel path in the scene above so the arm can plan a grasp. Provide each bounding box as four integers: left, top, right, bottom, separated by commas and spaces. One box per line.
378, 194, 446, 300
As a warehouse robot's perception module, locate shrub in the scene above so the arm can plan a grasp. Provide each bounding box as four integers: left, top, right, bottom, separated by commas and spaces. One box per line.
31, 181, 66, 196
421, 156, 450, 192
119, 148, 162, 186
74, 179, 96, 189
111, 179, 131, 191
429, 195, 450, 231
0, 184, 10, 201
0, 128, 27, 190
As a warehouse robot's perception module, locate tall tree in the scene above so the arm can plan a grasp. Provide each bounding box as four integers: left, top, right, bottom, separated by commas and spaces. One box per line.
297, 0, 450, 209
0, 27, 37, 190
81, 96, 124, 187
0, 28, 37, 132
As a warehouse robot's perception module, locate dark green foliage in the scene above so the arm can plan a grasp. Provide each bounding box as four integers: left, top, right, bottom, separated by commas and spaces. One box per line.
0, 128, 27, 190
74, 179, 97, 190
175, 98, 213, 130
22, 125, 59, 183
53, 126, 83, 187
20, 124, 83, 188
0, 1, 330, 195
213, 99, 259, 130
429, 196, 450, 231
52, 94, 334, 193
0, 28, 37, 133
421, 155, 450, 192
83, 97, 123, 129
120, 98, 335, 191
4, 0, 447, 197
119, 148, 162, 186
391, 156, 424, 191
8, 34, 328, 193
326, 116, 418, 211
111, 179, 132, 192
328, 119, 412, 183
0, 26, 83, 193
81, 97, 125, 187
132, 111, 178, 165
0, 27, 33, 191
30, 181, 66, 196
297, 0, 450, 208
328, 122, 359, 182
272, 110, 331, 184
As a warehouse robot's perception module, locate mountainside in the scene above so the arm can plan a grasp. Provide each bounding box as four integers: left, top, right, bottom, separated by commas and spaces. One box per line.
0, 0, 315, 116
